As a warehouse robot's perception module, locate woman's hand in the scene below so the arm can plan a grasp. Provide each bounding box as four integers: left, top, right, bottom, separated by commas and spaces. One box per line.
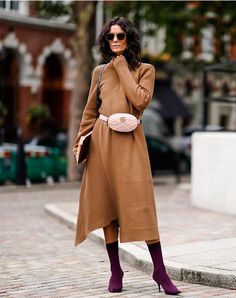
112, 55, 128, 69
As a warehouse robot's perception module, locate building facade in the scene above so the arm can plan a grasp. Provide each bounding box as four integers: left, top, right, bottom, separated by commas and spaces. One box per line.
0, 2, 76, 140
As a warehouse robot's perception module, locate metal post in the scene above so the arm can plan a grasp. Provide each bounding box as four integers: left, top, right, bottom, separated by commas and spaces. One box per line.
202, 69, 209, 129
15, 127, 26, 185
0, 46, 6, 144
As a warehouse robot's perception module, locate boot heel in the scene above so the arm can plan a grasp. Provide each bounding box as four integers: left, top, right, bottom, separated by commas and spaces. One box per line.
148, 242, 181, 295
158, 283, 161, 292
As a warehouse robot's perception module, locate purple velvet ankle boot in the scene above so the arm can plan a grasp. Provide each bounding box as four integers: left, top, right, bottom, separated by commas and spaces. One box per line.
147, 242, 181, 295
106, 241, 124, 292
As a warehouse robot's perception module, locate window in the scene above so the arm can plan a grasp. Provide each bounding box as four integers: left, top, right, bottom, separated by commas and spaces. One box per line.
0, 1, 6, 9
0, 0, 19, 11
219, 114, 228, 127
10, 1, 18, 10
200, 26, 214, 62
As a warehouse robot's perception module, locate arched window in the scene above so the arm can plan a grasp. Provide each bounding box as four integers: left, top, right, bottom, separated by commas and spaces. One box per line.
0, 47, 19, 141
42, 54, 64, 131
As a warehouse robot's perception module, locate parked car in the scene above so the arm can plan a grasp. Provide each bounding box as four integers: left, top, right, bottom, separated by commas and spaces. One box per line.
169, 125, 225, 163
146, 136, 190, 177
182, 124, 224, 137
142, 104, 190, 177
169, 135, 191, 160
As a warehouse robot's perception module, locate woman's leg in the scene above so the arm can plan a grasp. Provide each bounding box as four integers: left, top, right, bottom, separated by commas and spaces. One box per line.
103, 220, 119, 243
103, 221, 123, 293
146, 240, 181, 295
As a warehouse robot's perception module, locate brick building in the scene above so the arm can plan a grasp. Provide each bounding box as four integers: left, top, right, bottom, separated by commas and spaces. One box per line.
0, 2, 76, 140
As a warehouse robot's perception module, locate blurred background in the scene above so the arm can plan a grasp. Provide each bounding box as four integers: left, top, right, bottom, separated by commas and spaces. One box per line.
0, 0, 236, 185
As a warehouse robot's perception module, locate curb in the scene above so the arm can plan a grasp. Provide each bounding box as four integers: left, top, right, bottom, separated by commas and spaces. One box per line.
45, 203, 236, 290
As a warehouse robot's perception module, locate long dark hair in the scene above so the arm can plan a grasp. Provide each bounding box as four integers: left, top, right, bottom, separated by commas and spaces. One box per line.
96, 17, 141, 70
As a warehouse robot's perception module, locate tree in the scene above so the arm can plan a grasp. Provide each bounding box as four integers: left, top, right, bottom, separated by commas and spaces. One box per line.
105, 1, 236, 63
30, 0, 72, 20
32, 0, 97, 181
67, 1, 97, 180
104, 1, 187, 58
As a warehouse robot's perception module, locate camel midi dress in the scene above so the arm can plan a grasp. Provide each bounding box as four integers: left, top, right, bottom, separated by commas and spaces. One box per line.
73, 56, 160, 246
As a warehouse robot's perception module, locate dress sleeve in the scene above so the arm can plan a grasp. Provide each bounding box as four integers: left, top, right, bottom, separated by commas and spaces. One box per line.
113, 57, 155, 111
72, 65, 101, 153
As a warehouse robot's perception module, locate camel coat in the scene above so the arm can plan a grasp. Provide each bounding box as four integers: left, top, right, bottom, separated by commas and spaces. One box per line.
74, 56, 160, 246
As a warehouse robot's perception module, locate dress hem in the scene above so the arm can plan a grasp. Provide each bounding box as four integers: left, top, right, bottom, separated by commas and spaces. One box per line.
75, 221, 160, 246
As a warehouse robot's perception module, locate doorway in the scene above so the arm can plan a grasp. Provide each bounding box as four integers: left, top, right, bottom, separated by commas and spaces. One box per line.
42, 53, 64, 132
0, 47, 19, 142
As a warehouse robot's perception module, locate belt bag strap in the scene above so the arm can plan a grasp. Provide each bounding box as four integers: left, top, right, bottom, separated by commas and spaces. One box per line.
99, 113, 141, 133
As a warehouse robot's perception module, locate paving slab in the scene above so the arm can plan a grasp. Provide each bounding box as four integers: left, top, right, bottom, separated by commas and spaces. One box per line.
2, 182, 236, 297
44, 178, 236, 290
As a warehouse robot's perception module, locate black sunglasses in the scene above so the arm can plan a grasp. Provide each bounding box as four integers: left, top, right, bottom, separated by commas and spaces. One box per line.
105, 33, 127, 41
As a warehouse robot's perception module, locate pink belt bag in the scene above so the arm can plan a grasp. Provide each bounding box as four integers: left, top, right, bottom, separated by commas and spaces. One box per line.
99, 113, 141, 132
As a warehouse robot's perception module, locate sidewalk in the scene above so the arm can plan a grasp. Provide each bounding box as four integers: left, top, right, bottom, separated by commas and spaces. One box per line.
45, 176, 236, 290
2, 183, 235, 297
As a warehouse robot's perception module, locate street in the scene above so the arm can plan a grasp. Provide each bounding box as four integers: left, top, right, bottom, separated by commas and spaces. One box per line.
0, 184, 235, 297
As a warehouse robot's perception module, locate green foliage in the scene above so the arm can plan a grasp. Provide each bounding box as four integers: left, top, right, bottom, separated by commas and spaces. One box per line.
105, 1, 187, 57
26, 103, 50, 125
31, 0, 72, 21
33, 1, 236, 63
105, 1, 236, 62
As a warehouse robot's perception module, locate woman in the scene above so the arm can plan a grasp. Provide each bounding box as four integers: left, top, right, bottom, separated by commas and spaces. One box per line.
73, 17, 181, 296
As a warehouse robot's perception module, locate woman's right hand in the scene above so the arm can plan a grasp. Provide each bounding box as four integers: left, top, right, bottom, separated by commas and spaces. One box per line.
112, 55, 128, 70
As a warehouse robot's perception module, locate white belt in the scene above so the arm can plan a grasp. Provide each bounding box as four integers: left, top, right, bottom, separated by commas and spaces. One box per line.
99, 114, 141, 124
